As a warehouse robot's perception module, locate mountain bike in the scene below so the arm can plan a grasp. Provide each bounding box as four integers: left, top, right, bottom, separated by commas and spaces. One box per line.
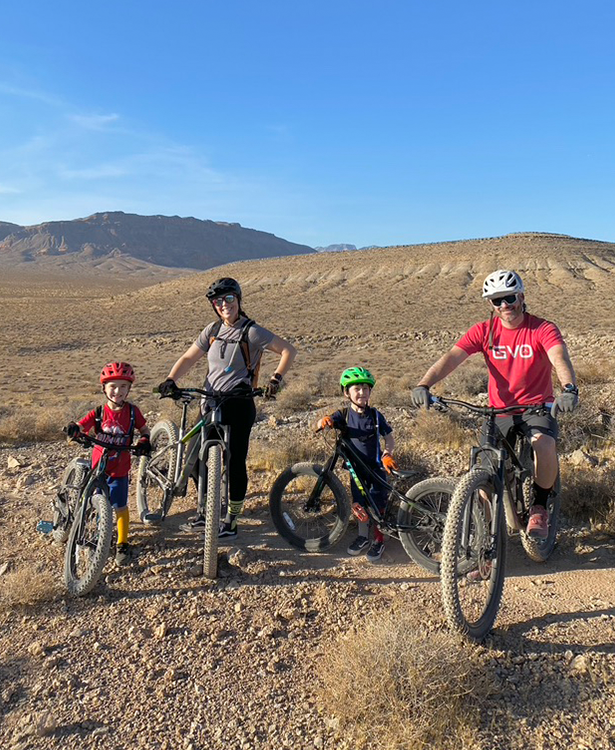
436, 396, 561, 641
137, 386, 262, 579
51, 433, 141, 596
269, 423, 457, 573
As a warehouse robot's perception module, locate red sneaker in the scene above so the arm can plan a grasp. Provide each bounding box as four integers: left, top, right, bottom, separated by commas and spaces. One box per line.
526, 505, 549, 539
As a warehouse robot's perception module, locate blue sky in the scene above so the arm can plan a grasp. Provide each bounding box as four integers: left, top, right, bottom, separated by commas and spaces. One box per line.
1, 0, 614, 248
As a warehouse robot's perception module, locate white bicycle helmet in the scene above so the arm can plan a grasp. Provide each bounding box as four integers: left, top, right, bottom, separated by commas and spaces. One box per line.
482, 269, 524, 299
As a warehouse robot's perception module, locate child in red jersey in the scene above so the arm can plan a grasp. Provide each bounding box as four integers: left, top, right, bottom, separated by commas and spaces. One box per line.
66, 362, 150, 565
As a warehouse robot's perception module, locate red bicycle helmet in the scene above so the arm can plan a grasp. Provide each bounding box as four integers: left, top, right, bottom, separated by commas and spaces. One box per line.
100, 361, 135, 385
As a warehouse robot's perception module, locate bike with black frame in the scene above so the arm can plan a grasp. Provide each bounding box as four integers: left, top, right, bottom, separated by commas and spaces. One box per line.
269, 421, 458, 573
137, 386, 263, 579
50, 432, 143, 596
435, 395, 562, 641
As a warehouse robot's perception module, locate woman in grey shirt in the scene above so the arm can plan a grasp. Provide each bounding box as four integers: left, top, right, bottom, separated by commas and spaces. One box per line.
158, 277, 296, 537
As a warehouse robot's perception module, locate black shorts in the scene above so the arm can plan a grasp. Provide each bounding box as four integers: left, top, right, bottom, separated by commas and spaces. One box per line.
490, 412, 558, 445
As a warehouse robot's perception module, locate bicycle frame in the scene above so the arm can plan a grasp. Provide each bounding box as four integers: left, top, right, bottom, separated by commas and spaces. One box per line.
144, 387, 260, 520
319, 430, 442, 535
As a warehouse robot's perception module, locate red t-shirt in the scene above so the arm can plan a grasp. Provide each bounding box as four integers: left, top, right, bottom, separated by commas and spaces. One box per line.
455, 313, 564, 408
78, 402, 147, 478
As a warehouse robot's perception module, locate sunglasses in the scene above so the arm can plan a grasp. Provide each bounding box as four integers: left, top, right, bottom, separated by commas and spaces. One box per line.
491, 294, 518, 307
212, 294, 237, 306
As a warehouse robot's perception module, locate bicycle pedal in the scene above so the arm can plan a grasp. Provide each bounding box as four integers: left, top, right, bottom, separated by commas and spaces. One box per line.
351, 503, 369, 524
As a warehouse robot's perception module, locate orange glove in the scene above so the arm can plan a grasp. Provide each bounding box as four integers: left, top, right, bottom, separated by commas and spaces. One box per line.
382, 453, 398, 473
320, 415, 335, 430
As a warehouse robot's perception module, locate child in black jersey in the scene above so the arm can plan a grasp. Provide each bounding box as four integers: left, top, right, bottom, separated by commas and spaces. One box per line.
316, 367, 397, 562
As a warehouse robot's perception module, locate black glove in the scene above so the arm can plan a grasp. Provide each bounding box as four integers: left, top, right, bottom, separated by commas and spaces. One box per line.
66, 422, 81, 439
411, 385, 431, 409
134, 436, 152, 456
264, 373, 283, 400
158, 378, 181, 400
552, 386, 578, 417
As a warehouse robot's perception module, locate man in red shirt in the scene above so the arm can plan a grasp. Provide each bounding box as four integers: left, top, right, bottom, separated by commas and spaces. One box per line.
412, 270, 578, 538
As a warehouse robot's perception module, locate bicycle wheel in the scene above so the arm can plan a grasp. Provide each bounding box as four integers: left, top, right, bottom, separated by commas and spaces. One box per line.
136, 419, 178, 523
440, 469, 506, 642
203, 444, 222, 579
53, 458, 88, 543
269, 462, 350, 552
397, 477, 455, 574
63, 485, 113, 596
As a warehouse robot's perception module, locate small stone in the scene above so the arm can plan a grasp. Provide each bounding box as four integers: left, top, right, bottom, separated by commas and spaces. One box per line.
570, 655, 590, 674
155, 623, 168, 639
28, 641, 45, 657
7, 456, 21, 470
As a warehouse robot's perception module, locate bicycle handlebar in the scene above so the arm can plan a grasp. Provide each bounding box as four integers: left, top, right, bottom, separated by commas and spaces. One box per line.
429, 395, 554, 417
64, 430, 144, 453
154, 386, 264, 400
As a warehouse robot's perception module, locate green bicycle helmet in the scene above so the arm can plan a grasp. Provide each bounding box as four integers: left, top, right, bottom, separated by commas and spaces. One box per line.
340, 366, 376, 392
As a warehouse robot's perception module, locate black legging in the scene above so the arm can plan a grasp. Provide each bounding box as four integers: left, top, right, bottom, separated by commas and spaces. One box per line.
203, 396, 256, 514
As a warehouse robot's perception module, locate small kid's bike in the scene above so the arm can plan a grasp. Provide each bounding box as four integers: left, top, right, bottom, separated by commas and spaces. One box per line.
51, 432, 142, 596
137, 386, 263, 579
435, 396, 561, 641
269, 423, 456, 573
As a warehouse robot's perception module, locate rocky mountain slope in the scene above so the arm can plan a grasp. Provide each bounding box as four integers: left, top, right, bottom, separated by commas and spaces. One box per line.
0, 211, 314, 273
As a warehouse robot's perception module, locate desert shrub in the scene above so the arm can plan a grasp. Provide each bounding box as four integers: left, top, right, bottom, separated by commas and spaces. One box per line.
0, 564, 60, 608
409, 408, 472, 455
248, 432, 330, 473
319, 609, 490, 750
371, 374, 415, 408
444, 361, 489, 398
274, 371, 337, 416
575, 359, 613, 387
560, 464, 615, 531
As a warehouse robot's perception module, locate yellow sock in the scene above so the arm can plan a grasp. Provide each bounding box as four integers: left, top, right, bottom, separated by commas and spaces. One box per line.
116, 507, 129, 545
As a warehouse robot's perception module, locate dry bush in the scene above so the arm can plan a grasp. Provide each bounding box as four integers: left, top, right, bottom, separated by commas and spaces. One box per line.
319, 609, 490, 750
560, 464, 615, 531
371, 374, 415, 408
0, 564, 60, 608
409, 408, 472, 455
444, 362, 489, 398
575, 359, 614, 387
248, 432, 330, 473
274, 371, 336, 415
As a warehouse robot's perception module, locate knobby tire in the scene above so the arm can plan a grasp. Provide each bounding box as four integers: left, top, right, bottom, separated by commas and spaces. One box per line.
269, 462, 350, 552
136, 419, 179, 522
203, 444, 222, 579
440, 469, 506, 642
53, 458, 88, 543
63, 487, 113, 596
397, 476, 456, 574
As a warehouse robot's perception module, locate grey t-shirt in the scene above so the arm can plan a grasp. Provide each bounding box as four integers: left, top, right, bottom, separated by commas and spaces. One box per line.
195, 317, 275, 391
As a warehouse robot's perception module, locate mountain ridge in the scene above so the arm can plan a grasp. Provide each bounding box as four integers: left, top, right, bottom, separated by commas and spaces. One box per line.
0, 211, 315, 272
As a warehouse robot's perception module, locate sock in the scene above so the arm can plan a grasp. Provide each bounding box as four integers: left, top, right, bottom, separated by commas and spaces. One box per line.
373, 527, 384, 544
116, 507, 129, 544
358, 521, 369, 537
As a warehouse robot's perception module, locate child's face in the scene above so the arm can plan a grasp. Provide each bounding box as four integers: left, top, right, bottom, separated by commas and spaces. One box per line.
346, 383, 372, 407
103, 379, 131, 407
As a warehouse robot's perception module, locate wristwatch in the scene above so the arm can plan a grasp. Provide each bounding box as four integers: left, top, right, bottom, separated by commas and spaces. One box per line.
563, 383, 578, 394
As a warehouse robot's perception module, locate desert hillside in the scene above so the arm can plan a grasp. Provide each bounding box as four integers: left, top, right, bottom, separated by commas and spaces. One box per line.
1, 231, 614, 750
3, 230, 615, 409
0, 211, 314, 274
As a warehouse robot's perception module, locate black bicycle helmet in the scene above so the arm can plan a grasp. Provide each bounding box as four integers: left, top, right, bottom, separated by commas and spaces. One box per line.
205, 277, 242, 300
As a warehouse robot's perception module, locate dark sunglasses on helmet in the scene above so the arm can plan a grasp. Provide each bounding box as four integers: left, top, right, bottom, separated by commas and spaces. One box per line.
212, 294, 237, 306
491, 294, 518, 307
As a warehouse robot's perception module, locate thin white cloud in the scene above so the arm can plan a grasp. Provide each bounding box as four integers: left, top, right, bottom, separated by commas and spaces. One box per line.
68, 113, 120, 130
0, 82, 63, 107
